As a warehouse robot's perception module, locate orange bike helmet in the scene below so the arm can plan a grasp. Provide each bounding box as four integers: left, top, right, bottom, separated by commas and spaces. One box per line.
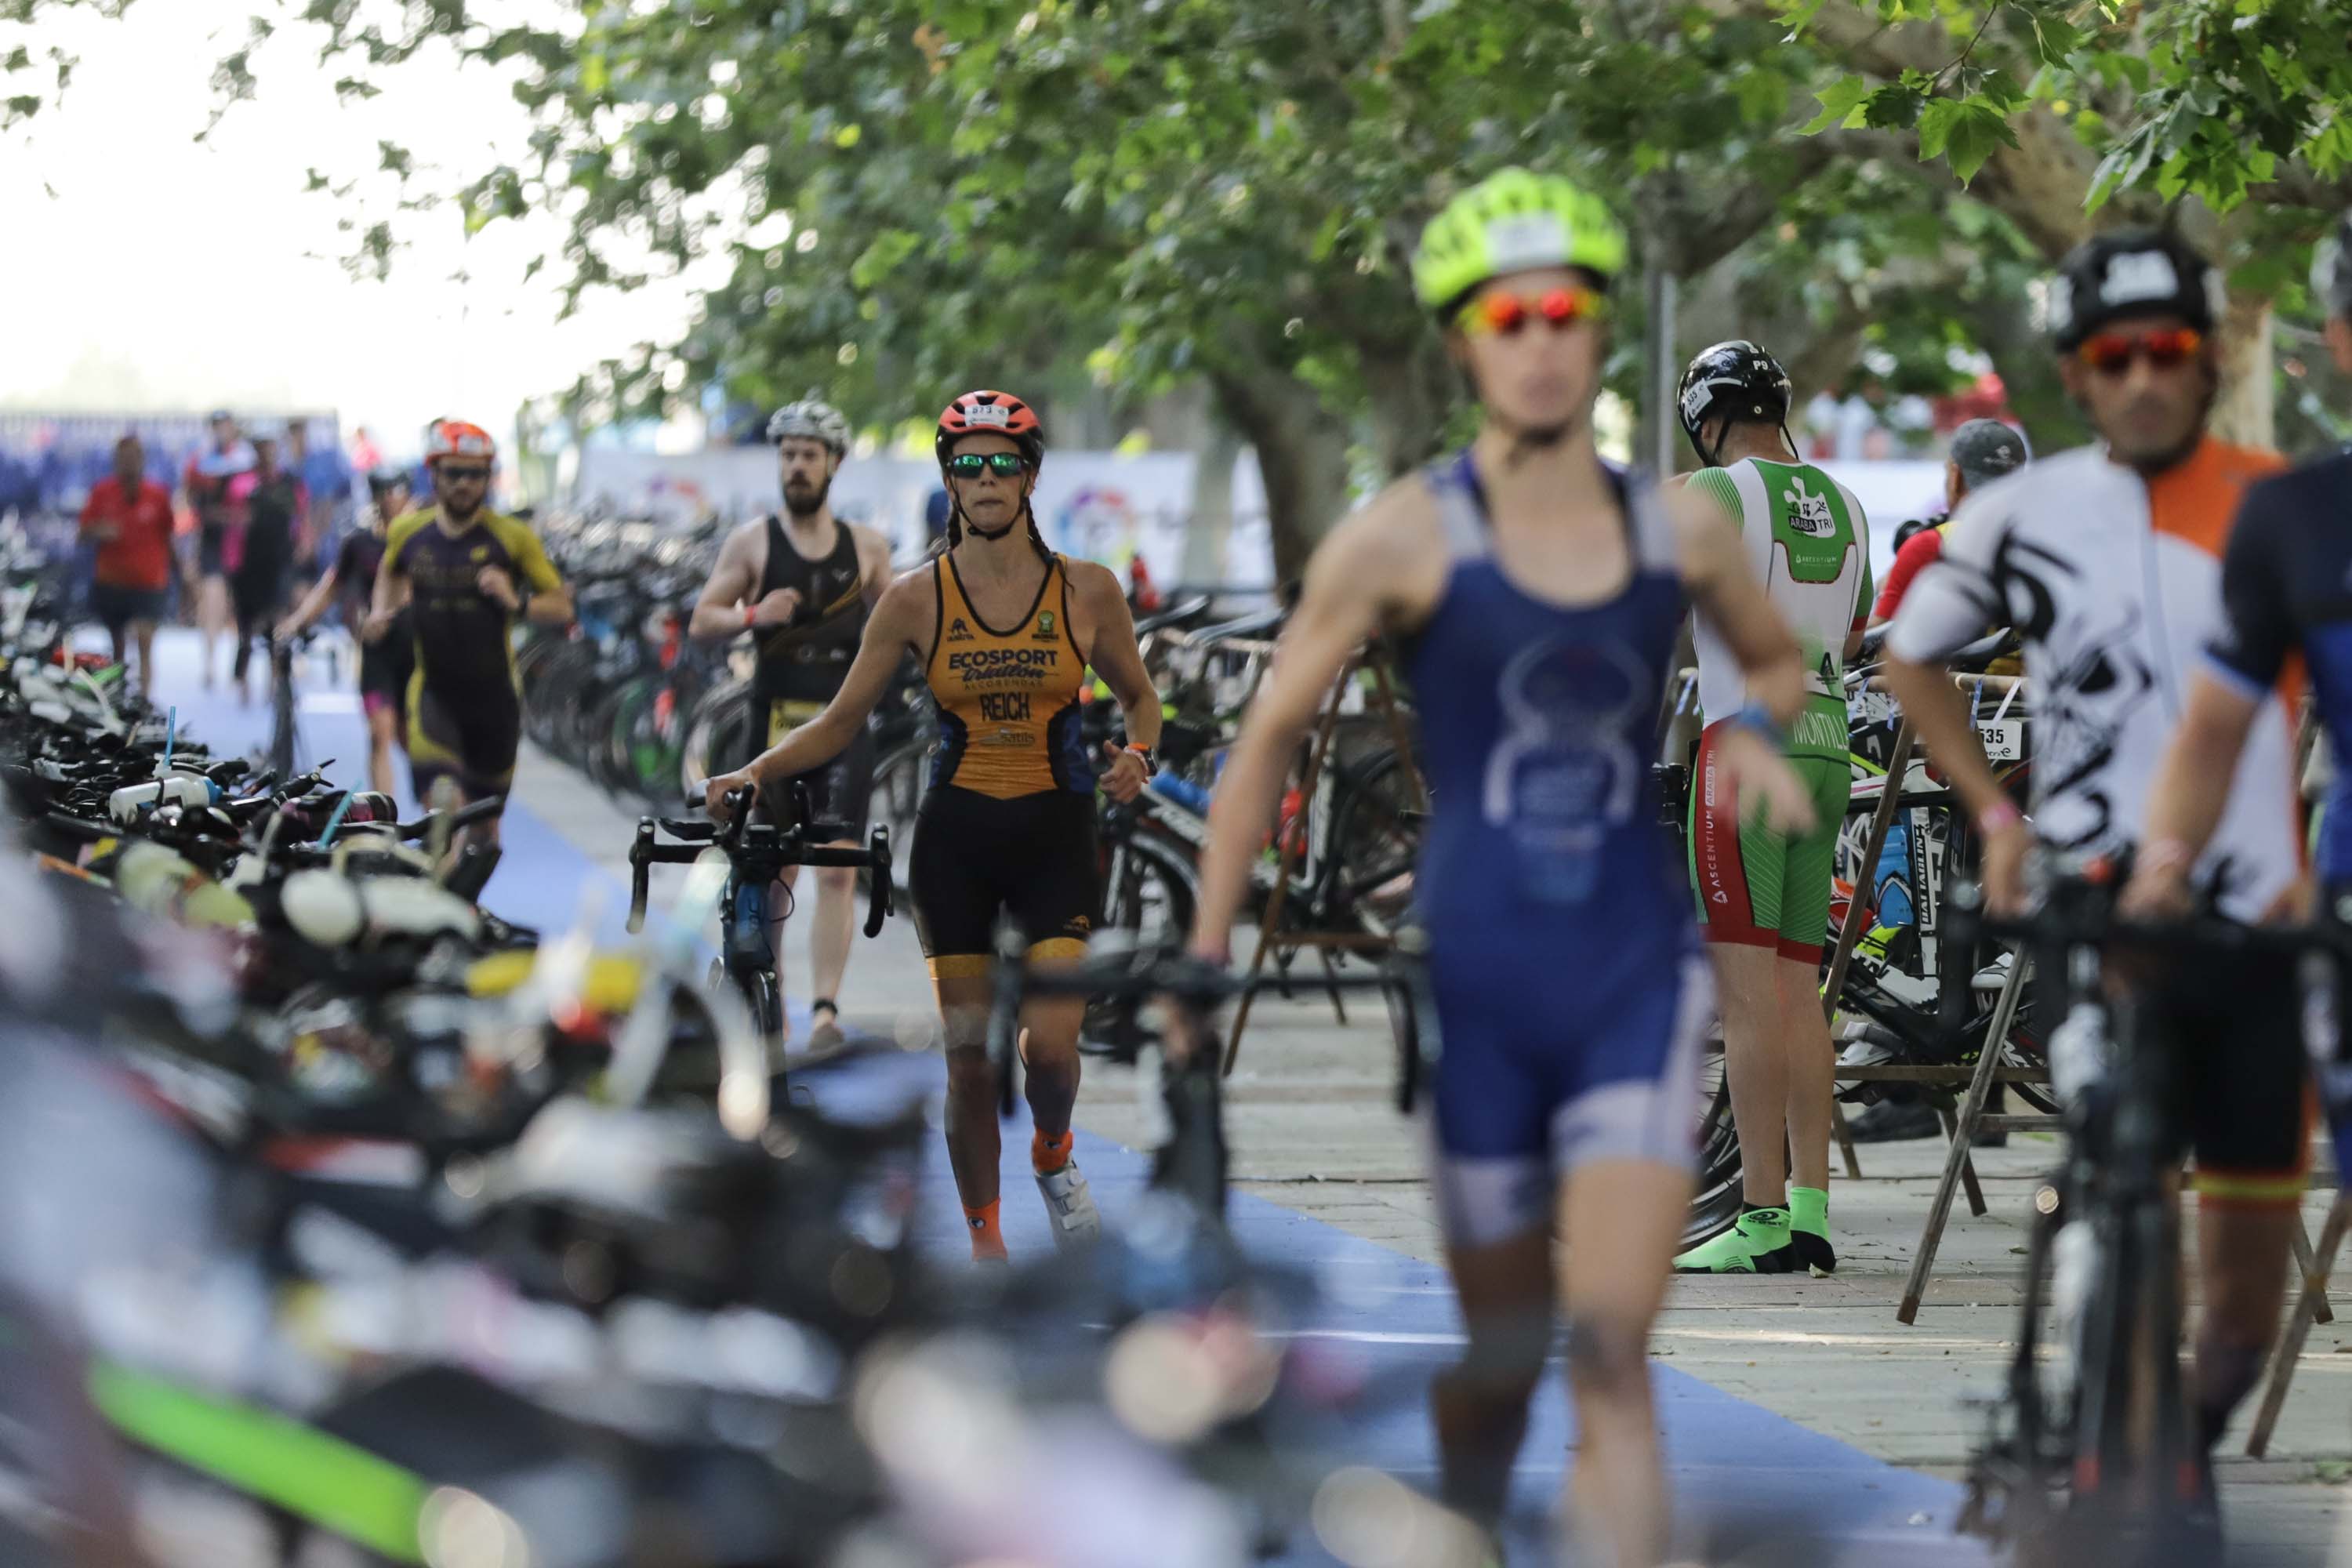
935, 390, 1043, 466
425, 419, 497, 466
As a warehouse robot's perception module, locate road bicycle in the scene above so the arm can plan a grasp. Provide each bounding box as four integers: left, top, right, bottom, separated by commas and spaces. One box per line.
626, 781, 895, 1087
1946, 862, 2347, 1566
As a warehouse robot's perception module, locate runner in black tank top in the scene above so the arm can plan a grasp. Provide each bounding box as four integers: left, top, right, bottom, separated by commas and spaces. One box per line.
750, 509, 877, 830
686, 401, 891, 1052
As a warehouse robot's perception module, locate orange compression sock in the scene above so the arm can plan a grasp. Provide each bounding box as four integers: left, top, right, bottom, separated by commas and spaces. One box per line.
964, 1200, 1007, 1261
1032, 1129, 1075, 1176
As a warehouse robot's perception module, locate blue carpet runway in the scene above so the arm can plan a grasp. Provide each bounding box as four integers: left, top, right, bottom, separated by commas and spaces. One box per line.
149, 629, 1996, 1567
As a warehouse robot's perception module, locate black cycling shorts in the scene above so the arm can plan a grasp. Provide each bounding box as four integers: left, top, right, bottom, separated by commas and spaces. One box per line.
2044, 946, 2313, 1207
748, 700, 873, 838
408, 675, 521, 799
358, 633, 416, 720
909, 785, 1098, 978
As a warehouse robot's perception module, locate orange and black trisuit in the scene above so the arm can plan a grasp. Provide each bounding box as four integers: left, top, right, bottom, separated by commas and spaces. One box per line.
910, 549, 1099, 978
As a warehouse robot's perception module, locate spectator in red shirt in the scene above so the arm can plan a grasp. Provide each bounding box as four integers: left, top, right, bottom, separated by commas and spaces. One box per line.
78, 435, 176, 697
1868, 419, 2029, 623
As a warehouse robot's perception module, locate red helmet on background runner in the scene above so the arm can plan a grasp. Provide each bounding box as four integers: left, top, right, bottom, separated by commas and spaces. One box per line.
425, 419, 497, 466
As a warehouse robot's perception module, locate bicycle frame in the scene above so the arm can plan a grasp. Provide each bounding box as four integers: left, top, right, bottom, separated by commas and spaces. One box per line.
626, 783, 894, 1058
1944, 874, 2343, 1560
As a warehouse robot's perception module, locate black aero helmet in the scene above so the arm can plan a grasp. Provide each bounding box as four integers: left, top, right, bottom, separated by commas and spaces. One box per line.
2045, 228, 2224, 353
1677, 340, 1794, 465
2313, 209, 2352, 321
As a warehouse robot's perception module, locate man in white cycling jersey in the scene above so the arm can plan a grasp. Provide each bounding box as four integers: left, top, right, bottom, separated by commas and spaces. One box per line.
1884, 228, 2305, 1544
1669, 340, 1873, 1276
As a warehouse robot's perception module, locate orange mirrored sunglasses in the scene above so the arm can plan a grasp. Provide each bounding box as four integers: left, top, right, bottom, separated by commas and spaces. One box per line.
1456, 285, 1610, 338
2077, 325, 2203, 376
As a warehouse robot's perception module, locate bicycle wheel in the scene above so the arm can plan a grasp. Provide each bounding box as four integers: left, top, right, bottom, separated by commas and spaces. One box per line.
1083, 824, 1200, 1056
524, 641, 597, 754
1317, 746, 1424, 931
260, 640, 306, 776
1961, 1180, 2068, 1549
867, 735, 933, 898
2061, 1197, 2197, 1564
613, 676, 688, 815
1683, 1047, 1744, 1247
680, 679, 757, 800
580, 680, 635, 797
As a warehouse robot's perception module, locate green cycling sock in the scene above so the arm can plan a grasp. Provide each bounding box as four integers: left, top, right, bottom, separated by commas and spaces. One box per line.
1788, 1185, 1829, 1238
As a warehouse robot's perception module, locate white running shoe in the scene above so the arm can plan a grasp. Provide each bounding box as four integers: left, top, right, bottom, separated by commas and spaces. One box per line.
1035, 1158, 1102, 1250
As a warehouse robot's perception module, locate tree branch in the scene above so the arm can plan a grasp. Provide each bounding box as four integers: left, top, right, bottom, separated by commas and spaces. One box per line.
1647, 126, 1922, 277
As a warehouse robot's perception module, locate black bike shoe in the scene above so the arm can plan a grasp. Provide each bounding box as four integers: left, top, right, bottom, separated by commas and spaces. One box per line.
1788, 1229, 1838, 1275
1848, 1098, 1941, 1143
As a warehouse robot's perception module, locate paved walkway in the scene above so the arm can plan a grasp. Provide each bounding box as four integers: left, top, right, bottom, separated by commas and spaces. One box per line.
142, 627, 2352, 1563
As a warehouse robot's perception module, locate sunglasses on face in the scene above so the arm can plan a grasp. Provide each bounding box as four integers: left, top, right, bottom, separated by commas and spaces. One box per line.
1456, 285, 1610, 339
437, 465, 492, 484
947, 452, 1029, 478
2077, 326, 2203, 376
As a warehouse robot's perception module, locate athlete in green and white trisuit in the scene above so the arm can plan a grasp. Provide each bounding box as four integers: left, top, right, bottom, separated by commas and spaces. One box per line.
1669, 341, 1872, 1275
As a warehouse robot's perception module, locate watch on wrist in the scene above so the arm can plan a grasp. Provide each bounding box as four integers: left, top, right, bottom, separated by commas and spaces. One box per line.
1124, 743, 1159, 777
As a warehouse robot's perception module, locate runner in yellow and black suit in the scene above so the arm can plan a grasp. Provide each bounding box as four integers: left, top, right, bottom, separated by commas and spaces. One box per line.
367, 420, 573, 843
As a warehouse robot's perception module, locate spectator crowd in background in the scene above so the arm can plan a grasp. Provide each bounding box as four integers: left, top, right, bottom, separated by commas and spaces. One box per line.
1800, 369, 2018, 463
0, 409, 379, 702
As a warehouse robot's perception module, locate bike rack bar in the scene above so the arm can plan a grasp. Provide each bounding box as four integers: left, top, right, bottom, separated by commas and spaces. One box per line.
1898, 942, 2036, 1325
2245, 1195, 2350, 1456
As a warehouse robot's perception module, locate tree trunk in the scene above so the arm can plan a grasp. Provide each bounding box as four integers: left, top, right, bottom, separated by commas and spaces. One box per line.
2211, 291, 2277, 449
1208, 358, 1353, 587
1359, 332, 1456, 478
1183, 411, 1243, 587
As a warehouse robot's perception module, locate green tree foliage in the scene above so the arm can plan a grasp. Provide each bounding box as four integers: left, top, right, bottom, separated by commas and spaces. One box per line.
17, 1, 2352, 561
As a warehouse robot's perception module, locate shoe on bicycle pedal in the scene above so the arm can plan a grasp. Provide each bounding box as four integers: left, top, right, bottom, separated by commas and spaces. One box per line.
1835, 1026, 1906, 1104
1673, 1207, 1799, 1274
1033, 1131, 1102, 1250
1848, 1096, 1942, 1143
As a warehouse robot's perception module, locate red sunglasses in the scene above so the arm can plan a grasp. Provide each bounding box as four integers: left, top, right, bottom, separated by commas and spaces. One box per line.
1457, 285, 1610, 338
2077, 326, 2204, 376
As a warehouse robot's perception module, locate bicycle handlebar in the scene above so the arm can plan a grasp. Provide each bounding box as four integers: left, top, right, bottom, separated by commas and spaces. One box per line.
625, 794, 895, 937
1938, 869, 2352, 1038
982, 927, 1426, 1102
387, 793, 506, 841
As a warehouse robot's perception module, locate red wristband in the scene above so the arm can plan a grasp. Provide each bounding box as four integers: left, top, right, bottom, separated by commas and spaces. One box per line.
744, 603, 758, 629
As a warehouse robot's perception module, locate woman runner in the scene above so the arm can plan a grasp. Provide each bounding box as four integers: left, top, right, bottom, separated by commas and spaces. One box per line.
706, 390, 1163, 1261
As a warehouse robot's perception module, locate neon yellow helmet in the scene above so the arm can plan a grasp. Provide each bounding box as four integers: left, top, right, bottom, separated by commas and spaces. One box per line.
1411, 169, 1631, 318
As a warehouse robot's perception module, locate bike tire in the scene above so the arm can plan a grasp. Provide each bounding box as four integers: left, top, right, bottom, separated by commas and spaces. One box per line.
1682, 1053, 1745, 1247
1083, 824, 1202, 1056
1316, 746, 1425, 931
2066, 1196, 2196, 1561
866, 734, 933, 898
680, 679, 757, 800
